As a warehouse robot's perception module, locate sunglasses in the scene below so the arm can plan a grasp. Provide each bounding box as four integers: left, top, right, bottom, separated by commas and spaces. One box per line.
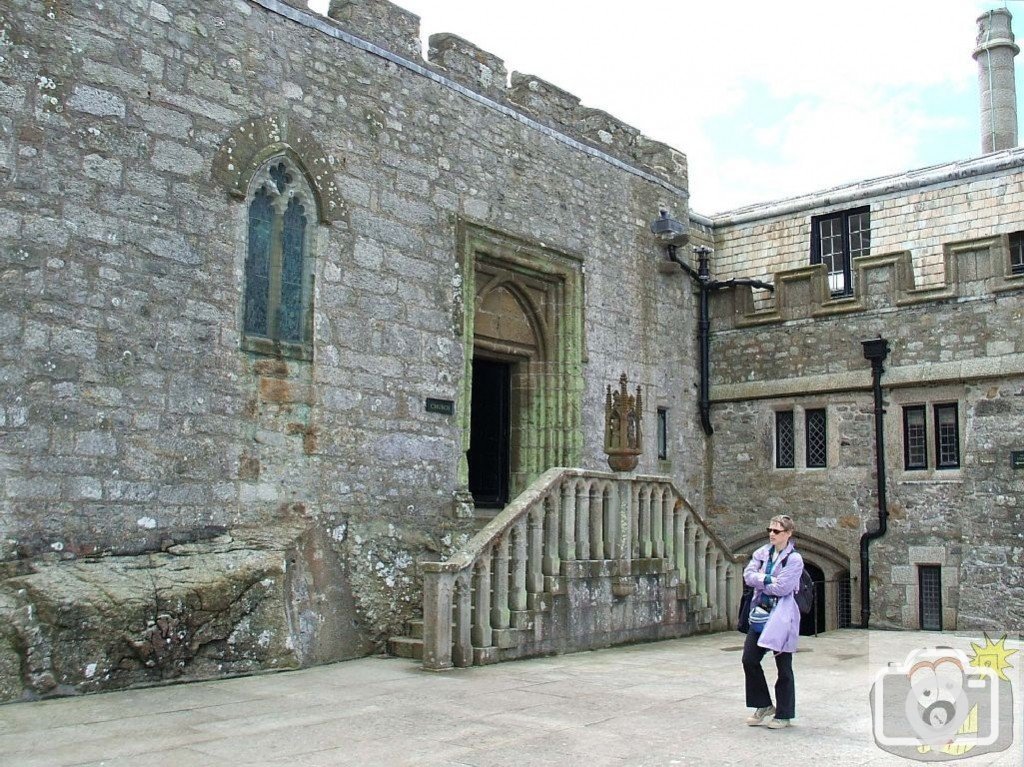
766, 528, 787, 535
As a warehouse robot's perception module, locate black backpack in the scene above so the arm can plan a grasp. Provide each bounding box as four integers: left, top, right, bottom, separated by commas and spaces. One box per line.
736, 551, 814, 633
781, 552, 815, 615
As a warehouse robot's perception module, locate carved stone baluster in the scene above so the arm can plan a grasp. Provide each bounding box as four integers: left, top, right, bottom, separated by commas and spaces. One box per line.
639, 485, 652, 559
674, 506, 686, 580
511, 519, 528, 612
421, 566, 454, 671
602, 484, 617, 560
530, 506, 546, 593
471, 552, 492, 648
589, 484, 603, 560
717, 558, 728, 622
453, 570, 473, 667
706, 551, 718, 618
685, 519, 697, 590
651, 487, 665, 559
695, 535, 707, 607
576, 482, 591, 560
542, 492, 560, 577
492, 534, 511, 629
664, 496, 676, 568
560, 479, 577, 564
630, 482, 641, 559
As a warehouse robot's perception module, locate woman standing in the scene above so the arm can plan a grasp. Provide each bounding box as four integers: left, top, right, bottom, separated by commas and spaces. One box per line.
741, 514, 803, 729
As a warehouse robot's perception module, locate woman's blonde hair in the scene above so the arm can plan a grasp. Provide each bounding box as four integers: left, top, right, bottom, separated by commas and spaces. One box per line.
770, 514, 795, 533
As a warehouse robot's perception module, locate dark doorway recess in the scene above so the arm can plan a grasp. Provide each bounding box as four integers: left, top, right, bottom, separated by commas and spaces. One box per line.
468, 357, 511, 508
799, 560, 827, 636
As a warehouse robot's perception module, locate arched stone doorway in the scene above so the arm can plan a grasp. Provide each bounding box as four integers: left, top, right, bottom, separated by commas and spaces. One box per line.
456, 222, 585, 518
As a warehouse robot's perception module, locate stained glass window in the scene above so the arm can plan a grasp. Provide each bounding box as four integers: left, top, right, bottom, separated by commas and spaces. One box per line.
244, 188, 274, 338
242, 157, 313, 359
279, 197, 307, 343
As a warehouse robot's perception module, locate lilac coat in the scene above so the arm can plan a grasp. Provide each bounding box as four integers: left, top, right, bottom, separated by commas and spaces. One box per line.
743, 542, 804, 653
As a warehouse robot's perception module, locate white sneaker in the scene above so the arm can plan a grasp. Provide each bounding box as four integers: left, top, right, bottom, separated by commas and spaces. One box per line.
745, 705, 775, 726
766, 717, 792, 729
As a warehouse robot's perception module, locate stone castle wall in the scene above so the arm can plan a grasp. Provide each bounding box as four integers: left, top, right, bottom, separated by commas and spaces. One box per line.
0, 0, 700, 698
705, 220, 1024, 629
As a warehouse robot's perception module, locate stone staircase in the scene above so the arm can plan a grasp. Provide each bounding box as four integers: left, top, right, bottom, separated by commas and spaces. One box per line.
388, 468, 740, 670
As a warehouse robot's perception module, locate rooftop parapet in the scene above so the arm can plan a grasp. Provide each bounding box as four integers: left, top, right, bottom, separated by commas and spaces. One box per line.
631, 135, 688, 192
507, 72, 581, 132
428, 33, 508, 102
327, 0, 422, 61
714, 235, 1024, 330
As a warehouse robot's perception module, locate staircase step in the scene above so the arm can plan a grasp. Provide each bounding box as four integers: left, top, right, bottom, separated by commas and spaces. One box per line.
387, 636, 423, 660
407, 618, 424, 639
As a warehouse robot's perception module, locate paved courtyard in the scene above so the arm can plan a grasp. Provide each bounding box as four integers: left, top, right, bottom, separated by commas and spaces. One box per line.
1, 629, 1021, 766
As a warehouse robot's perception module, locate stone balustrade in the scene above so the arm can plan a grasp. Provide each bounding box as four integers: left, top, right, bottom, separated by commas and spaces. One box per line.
420, 469, 740, 671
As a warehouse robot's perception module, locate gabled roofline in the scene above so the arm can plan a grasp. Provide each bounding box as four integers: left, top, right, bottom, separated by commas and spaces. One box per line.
692, 146, 1024, 228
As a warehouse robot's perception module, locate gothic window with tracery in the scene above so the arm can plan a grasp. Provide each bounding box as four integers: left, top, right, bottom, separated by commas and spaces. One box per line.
242, 157, 314, 359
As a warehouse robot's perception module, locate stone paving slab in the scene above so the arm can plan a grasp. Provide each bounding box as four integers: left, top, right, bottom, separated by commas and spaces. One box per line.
1, 630, 1022, 766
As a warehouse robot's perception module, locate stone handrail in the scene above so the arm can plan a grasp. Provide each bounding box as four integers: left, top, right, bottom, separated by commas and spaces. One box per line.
419, 468, 740, 670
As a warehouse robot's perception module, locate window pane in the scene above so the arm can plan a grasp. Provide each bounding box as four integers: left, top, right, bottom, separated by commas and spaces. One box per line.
1010, 231, 1024, 275
919, 565, 942, 631
805, 408, 827, 468
244, 188, 274, 337
278, 197, 307, 343
935, 404, 960, 469
776, 411, 794, 469
903, 406, 927, 469
819, 217, 847, 294
656, 408, 667, 460
848, 212, 871, 257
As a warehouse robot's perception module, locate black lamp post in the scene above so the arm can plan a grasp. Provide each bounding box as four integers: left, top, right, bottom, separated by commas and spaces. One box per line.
650, 210, 774, 435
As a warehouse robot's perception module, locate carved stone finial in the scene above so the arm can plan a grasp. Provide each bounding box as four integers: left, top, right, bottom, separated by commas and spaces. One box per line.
604, 373, 642, 472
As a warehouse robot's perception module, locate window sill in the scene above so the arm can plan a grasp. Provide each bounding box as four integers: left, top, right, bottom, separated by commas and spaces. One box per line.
242, 336, 312, 362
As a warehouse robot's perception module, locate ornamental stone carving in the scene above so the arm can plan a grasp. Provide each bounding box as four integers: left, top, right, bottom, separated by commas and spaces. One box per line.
604, 373, 642, 472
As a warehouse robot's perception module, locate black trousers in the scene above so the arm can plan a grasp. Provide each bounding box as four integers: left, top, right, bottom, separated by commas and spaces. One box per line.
742, 628, 795, 719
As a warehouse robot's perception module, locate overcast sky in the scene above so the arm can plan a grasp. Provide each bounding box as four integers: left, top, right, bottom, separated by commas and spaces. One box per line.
308, 1, 1023, 215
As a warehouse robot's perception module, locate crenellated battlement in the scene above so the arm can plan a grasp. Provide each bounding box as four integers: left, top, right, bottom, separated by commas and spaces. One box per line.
327, 0, 422, 61
428, 33, 508, 101
711, 234, 1024, 329
309, 0, 687, 191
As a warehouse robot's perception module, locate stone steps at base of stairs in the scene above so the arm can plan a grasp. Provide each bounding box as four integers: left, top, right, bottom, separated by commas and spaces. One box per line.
387, 636, 423, 660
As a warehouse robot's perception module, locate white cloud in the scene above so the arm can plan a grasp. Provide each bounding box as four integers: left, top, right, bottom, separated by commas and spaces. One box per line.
306, 0, 1018, 212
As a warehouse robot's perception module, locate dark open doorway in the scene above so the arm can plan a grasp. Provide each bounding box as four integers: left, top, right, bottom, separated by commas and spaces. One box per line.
468, 357, 511, 508
799, 560, 827, 635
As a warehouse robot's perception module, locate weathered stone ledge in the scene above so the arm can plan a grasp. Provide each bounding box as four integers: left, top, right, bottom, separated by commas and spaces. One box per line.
711, 353, 1024, 403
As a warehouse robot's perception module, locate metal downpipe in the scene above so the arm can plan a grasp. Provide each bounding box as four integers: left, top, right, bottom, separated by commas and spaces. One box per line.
859, 338, 890, 628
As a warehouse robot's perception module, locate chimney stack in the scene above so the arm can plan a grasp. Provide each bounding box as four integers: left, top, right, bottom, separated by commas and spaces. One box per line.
974, 8, 1020, 153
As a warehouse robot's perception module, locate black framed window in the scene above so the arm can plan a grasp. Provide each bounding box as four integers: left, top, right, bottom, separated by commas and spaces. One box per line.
902, 405, 927, 470
836, 574, 852, 629
810, 206, 870, 296
1010, 231, 1024, 275
775, 411, 794, 468
918, 565, 942, 631
805, 408, 827, 468
934, 403, 960, 469
656, 408, 668, 460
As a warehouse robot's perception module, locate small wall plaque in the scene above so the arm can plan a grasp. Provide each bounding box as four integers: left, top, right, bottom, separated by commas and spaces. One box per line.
425, 398, 455, 416
1012, 451, 1024, 470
